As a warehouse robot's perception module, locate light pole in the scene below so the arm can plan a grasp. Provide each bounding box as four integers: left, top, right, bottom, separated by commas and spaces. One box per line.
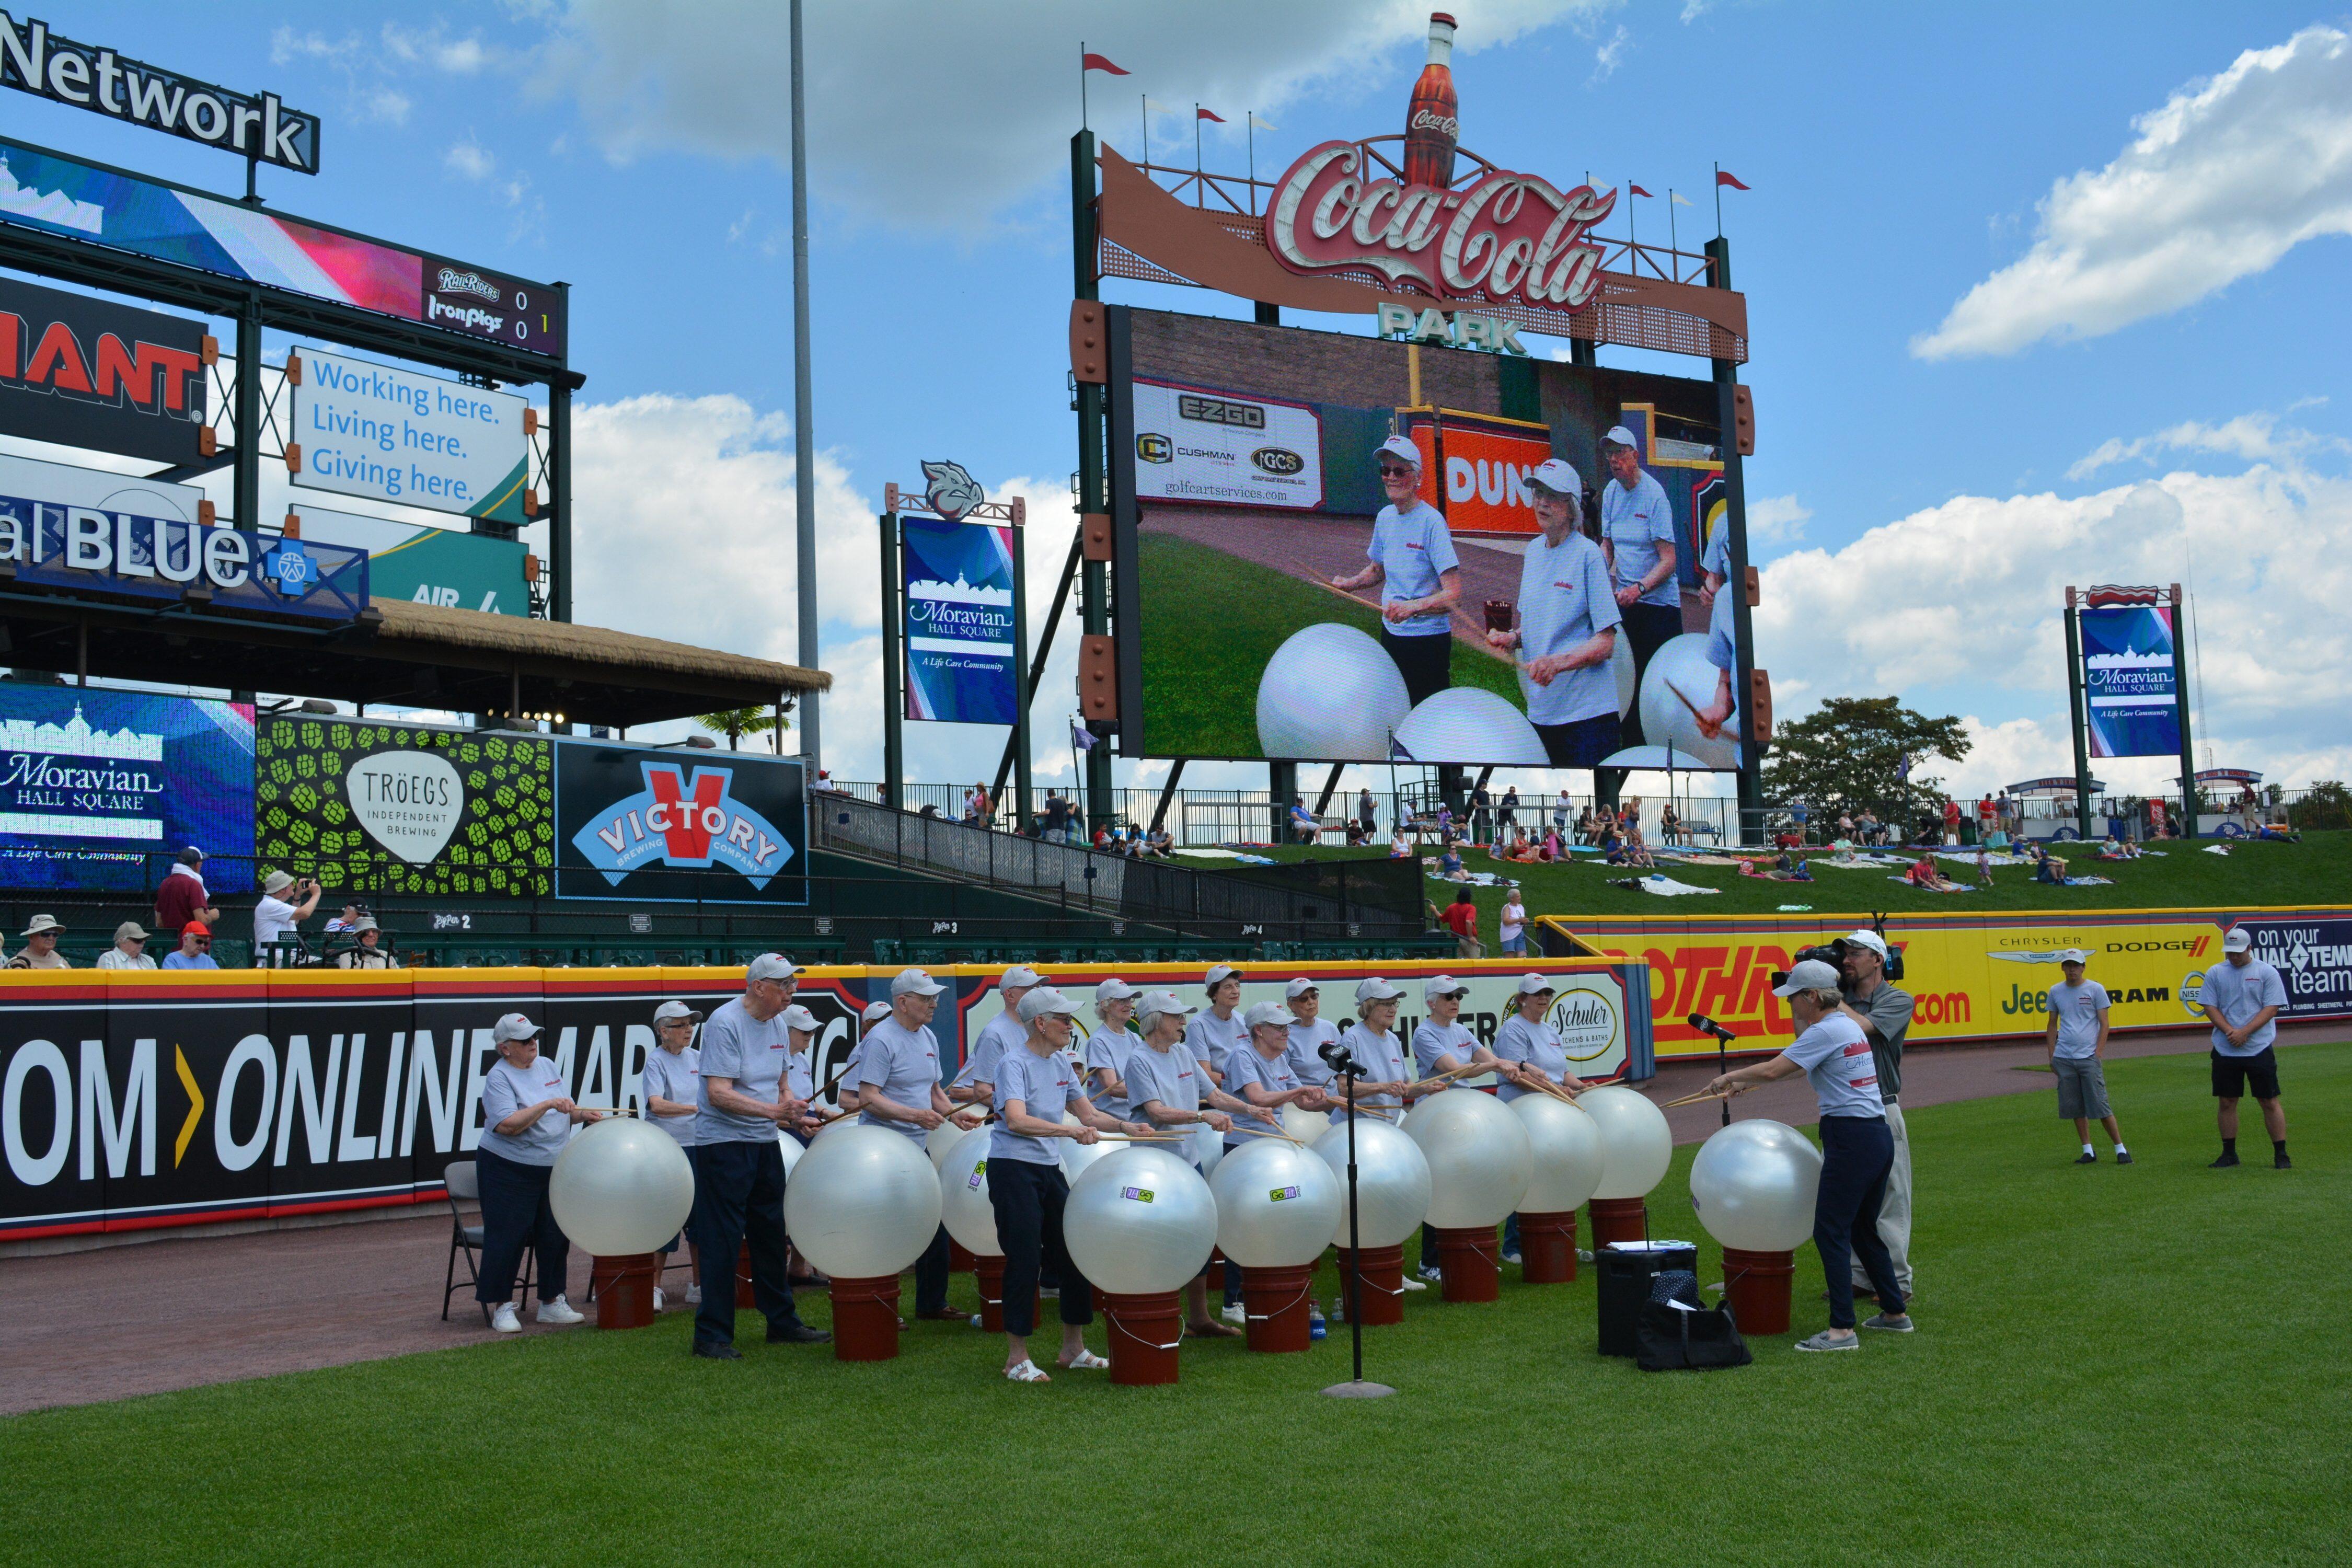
790, 0, 822, 769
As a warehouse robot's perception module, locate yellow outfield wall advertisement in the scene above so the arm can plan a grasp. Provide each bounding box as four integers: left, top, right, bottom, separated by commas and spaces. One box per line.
1551, 912, 2291, 1060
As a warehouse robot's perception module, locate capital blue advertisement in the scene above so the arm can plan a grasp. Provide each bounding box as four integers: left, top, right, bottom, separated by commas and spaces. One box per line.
901, 515, 1017, 724
555, 740, 806, 905
0, 686, 253, 892
2081, 604, 2181, 758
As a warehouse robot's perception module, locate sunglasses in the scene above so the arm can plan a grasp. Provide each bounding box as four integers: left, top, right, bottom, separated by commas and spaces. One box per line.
1377, 464, 1414, 478
190, 940, 211, 948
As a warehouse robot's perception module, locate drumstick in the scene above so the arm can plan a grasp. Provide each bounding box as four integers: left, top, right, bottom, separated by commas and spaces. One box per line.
1663, 678, 1725, 740
1659, 1086, 1743, 1110
1227, 1124, 1309, 1147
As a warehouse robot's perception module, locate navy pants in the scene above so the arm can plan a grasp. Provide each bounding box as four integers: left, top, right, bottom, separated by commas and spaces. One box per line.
914, 1224, 952, 1315
988, 1157, 1094, 1339
475, 1147, 568, 1306
689, 1140, 802, 1348
1535, 712, 1620, 769
1382, 628, 1451, 709
1617, 601, 1685, 747
1815, 1115, 1906, 1329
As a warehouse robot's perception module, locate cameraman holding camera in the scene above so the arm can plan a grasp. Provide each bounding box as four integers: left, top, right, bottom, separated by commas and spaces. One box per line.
252, 871, 323, 968
1832, 928, 1916, 1302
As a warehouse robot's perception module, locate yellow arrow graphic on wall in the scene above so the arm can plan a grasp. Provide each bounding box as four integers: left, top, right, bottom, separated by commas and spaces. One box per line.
174, 1046, 204, 1169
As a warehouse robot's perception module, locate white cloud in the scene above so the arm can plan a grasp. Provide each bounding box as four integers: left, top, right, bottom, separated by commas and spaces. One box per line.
362, 86, 413, 125
445, 138, 497, 181
270, 27, 358, 66
1744, 493, 1810, 546
2067, 409, 2347, 479
1590, 24, 1631, 83
1915, 26, 2352, 359
526, 1, 1611, 229
1754, 460, 2352, 788
383, 22, 502, 74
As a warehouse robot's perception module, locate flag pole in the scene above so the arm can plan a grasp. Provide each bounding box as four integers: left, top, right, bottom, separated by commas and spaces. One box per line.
1194, 102, 1203, 205
1248, 112, 1255, 215
1714, 161, 1723, 237
1668, 187, 1677, 258
1080, 42, 1088, 130
1141, 95, 1149, 167
1627, 177, 1635, 256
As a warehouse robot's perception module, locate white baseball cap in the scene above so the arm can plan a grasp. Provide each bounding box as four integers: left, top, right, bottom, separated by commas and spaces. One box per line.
1095, 977, 1141, 1002
2057, 949, 2090, 966
1001, 964, 1045, 989
1771, 959, 1844, 996
860, 999, 894, 1024
1018, 986, 1079, 1022
1601, 424, 1640, 451
1424, 974, 1468, 1001
492, 1012, 541, 1044
1355, 977, 1405, 1003
1515, 973, 1558, 996
1205, 963, 1241, 988
652, 1000, 704, 1025
780, 1004, 820, 1032
1138, 988, 1196, 1018
891, 967, 946, 998
2222, 927, 2252, 953
1243, 1000, 1293, 1030
747, 953, 799, 983
1842, 929, 1890, 961
1285, 977, 1321, 1000
1524, 457, 1582, 497
1375, 434, 1422, 469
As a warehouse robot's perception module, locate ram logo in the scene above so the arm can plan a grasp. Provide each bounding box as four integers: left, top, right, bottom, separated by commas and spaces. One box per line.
1251, 446, 1305, 476
1137, 433, 1173, 464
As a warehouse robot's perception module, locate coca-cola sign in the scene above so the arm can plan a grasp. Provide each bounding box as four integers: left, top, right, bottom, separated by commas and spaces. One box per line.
1265, 140, 1617, 311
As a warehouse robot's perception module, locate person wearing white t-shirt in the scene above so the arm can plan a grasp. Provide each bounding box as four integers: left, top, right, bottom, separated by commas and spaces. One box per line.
1329, 435, 1462, 707
251, 870, 321, 967
639, 1000, 705, 1309
1486, 459, 1623, 767
2044, 951, 2128, 1165
1706, 960, 1911, 1350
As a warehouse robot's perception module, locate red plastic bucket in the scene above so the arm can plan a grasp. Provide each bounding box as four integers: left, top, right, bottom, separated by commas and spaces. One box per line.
1518, 1210, 1578, 1283
590, 1252, 659, 1329
1587, 1197, 1649, 1249
827, 1273, 903, 1362
1431, 1225, 1501, 1302
1099, 1290, 1183, 1385
974, 1253, 1028, 1334
1238, 1262, 1317, 1352
1333, 1242, 1406, 1326
1721, 1246, 1795, 1335
949, 1239, 978, 1274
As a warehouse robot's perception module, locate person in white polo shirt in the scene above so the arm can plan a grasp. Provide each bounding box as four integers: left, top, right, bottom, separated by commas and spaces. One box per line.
639, 999, 705, 1309
952, 964, 1047, 1105
1705, 959, 1912, 1350
846, 967, 982, 1321
689, 953, 828, 1357
2203, 927, 2291, 1169
1329, 434, 1463, 707
474, 1013, 604, 1334
1282, 977, 1341, 1089
1598, 424, 1681, 748
1486, 458, 1623, 767
2044, 951, 2130, 1166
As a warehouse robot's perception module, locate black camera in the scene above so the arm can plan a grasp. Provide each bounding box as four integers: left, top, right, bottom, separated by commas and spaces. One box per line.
1772, 919, 1905, 990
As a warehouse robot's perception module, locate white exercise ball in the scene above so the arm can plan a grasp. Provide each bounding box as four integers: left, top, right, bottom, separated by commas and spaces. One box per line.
781, 1125, 943, 1279
1281, 1105, 1330, 1142
1535, 627, 1636, 718
1210, 1137, 1344, 1269
1391, 685, 1548, 766
1403, 1087, 1532, 1229
1256, 622, 1412, 761
1509, 1093, 1608, 1213
547, 1116, 696, 1257
927, 1117, 972, 1171
1061, 1111, 1123, 1182
777, 1130, 804, 1178
1579, 1084, 1675, 1200
1689, 1119, 1823, 1252
1636, 632, 1739, 769
1311, 1117, 1432, 1250
1063, 1145, 1219, 1295
1192, 1123, 1224, 1180
939, 1134, 1001, 1256
813, 1112, 860, 1142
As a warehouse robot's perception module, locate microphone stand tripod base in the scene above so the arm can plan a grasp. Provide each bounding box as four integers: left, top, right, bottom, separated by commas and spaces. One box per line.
1321, 1379, 1398, 1399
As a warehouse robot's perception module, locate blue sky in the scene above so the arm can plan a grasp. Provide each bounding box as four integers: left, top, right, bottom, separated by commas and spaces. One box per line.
13, 1, 2351, 803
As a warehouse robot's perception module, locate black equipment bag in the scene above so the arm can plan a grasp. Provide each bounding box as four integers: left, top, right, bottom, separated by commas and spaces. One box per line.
1635, 1299, 1753, 1372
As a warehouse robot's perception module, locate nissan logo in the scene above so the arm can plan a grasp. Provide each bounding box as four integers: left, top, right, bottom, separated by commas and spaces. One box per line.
1251, 446, 1305, 476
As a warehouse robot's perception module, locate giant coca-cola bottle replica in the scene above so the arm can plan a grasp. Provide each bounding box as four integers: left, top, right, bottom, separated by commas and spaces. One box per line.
1402, 12, 1459, 189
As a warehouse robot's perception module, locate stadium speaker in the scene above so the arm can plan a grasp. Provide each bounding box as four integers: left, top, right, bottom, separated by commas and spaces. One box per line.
1069, 301, 1107, 385
1744, 564, 1759, 607
1732, 386, 1755, 455
1080, 635, 1119, 721
1749, 668, 1773, 748
1081, 513, 1113, 562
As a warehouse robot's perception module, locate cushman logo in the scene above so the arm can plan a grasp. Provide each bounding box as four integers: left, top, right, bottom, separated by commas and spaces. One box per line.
571, 762, 797, 890
1136, 433, 1172, 464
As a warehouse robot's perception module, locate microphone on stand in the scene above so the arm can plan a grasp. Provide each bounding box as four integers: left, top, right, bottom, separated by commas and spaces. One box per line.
1687, 1014, 1739, 1125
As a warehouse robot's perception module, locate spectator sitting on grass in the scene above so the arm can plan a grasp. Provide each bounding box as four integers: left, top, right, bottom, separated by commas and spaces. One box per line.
1575, 806, 1596, 844
1389, 827, 1411, 859
1497, 829, 1543, 864
2033, 844, 2068, 885
1904, 855, 1964, 892
1436, 845, 1467, 880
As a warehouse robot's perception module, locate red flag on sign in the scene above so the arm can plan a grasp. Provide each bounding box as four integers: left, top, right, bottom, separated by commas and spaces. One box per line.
1082, 52, 1128, 74
1197, 107, 1225, 122
1629, 184, 1654, 198
1716, 170, 1750, 190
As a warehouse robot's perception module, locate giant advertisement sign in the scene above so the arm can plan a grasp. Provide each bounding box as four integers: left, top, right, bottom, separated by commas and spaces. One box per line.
556, 742, 807, 905
0, 274, 207, 463
1132, 379, 1325, 511
2082, 604, 2181, 758
900, 514, 1018, 724
289, 504, 530, 617
0, 136, 565, 359
2230, 918, 2352, 1020
0, 686, 253, 894
290, 350, 532, 524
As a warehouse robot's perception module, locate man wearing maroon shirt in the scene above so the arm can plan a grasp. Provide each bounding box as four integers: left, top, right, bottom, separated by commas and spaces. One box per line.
152, 847, 218, 936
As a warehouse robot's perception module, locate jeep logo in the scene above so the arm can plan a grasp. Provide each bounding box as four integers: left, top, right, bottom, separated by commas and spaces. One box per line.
1251, 446, 1306, 476
1137, 433, 1172, 464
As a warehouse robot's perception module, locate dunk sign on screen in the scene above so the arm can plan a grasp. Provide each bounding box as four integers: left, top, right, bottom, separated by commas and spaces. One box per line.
291, 351, 532, 525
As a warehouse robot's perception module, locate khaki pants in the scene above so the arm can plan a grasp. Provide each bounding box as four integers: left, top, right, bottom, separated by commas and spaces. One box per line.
1456, 935, 1484, 960
1853, 1100, 1913, 1294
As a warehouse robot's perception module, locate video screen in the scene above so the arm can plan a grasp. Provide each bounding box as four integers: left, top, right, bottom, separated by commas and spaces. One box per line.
1114, 307, 1748, 770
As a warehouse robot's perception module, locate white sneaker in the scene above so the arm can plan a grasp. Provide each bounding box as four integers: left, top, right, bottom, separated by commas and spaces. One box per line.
685, 1283, 702, 1306
1500, 1249, 1523, 1265
1220, 1302, 1246, 1326
1401, 1274, 1429, 1291
535, 1295, 585, 1326
489, 1302, 521, 1334
1415, 1264, 1443, 1284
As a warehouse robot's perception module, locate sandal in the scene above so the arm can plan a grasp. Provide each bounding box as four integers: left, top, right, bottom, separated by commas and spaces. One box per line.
1057, 1349, 1110, 1370
1004, 1358, 1052, 1382
1185, 1319, 1243, 1338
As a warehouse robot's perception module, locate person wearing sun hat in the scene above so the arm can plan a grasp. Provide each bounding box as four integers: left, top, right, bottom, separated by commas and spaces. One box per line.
1327, 433, 1462, 706
953, 964, 1048, 1105
8, 914, 70, 969
97, 921, 155, 971
333, 918, 399, 969
251, 870, 321, 967
1704, 959, 1911, 1350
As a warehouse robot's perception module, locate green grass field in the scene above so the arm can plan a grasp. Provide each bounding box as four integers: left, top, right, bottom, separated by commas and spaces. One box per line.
1233, 828, 2352, 935
1139, 531, 1520, 758
7, 1045, 2345, 1565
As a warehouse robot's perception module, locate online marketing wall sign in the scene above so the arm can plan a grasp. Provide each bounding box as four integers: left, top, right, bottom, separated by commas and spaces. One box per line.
289, 350, 533, 525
